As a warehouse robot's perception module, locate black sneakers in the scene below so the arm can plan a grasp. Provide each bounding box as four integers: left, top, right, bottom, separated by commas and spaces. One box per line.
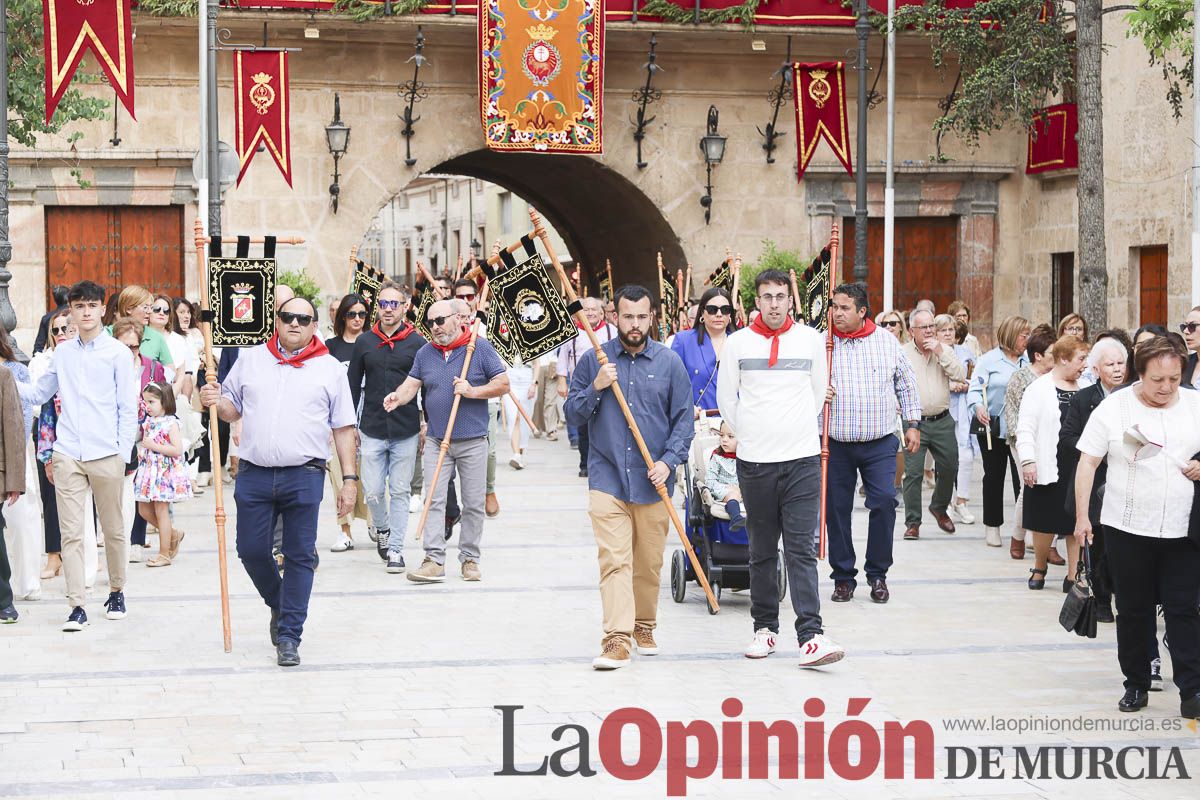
1150, 658, 1163, 691
62, 606, 89, 632
269, 607, 280, 646
276, 640, 300, 667
0, 605, 17, 624
386, 553, 406, 574
1118, 688, 1149, 712
103, 592, 127, 620
376, 530, 391, 561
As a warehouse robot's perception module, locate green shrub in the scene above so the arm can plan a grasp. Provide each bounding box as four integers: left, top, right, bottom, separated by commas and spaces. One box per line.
737, 241, 809, 316
276, 269, 322, 308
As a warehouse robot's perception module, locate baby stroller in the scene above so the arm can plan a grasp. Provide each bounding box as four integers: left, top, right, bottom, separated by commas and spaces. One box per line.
671, 413, 787, 614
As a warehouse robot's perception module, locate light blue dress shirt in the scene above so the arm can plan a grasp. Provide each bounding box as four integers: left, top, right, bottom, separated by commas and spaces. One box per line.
22, 332, 139, 462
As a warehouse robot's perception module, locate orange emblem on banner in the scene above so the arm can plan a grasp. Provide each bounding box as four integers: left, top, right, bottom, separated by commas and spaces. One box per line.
233, 50, 292, 187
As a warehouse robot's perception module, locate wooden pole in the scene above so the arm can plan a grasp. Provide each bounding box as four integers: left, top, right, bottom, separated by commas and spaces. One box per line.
193, 218, 233, 654
675, 268, 685, 329
684, 263, 692, 303
817, 228, 839, 562
506, 389, 539, 436
656, 252, 667, 339
733, 252, 745, 326
530, 208, 719, 612
454, 253, 464, 281
347, 245, 359, 296
788, 268, 803, 321
606, 259, 614, 298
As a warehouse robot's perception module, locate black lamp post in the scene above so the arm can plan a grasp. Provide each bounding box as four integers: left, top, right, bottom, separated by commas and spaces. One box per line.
325, 93, 351, 213
470, 237, 481, 258
698, 105, 726, 226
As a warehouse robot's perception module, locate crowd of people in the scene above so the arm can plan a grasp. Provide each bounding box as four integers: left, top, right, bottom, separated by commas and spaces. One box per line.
0, 272, 1198, 721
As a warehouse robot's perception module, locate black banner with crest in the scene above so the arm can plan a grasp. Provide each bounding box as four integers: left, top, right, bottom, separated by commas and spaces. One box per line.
490, 237, 578, 364
801, 248, 831, 331
207, 257, 277, 347
349, 260, 385, 323
407, 278, 436, 340
707, 259, 734, 294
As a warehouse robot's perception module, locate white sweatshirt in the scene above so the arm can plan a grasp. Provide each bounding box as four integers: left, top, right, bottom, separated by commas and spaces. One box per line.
716, 323, 828, 463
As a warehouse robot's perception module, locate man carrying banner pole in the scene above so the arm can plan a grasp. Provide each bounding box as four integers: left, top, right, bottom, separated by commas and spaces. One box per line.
525, 208, 719, 646
383, 300, 509, 582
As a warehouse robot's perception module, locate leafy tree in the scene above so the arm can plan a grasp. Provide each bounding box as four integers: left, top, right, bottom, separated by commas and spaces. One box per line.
6, 0, 109, 148
276, 269, 323, 308
738, 240, 809, 315
1126, 0, 1194, 118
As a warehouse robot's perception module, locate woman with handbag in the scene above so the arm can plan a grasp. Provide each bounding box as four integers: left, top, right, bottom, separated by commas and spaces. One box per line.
1057, 337, 1127, 622
967, 316, 1031, 552
1073, 336, 1200, 719
1016, 335, 1089, 590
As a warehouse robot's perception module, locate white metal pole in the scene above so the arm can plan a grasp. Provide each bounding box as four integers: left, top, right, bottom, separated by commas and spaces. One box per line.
1192, 0, 1200, 307
883, 0, 896, 311
198, 7, 209, 240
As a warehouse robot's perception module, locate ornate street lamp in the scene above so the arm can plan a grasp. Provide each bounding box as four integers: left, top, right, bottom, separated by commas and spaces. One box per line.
325, 93, 351, 213
698, 106, 726, 226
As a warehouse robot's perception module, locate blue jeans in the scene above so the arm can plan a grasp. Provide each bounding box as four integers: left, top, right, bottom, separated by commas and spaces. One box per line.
360, 433, 418, 554
233, 462, 324, 645
826, 435, 900, 586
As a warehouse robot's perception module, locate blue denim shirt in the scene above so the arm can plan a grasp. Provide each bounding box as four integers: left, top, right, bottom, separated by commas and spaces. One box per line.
565, 338, 694, 504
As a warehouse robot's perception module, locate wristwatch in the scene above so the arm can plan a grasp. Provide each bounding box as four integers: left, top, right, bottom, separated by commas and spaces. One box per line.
902, 420, 920, 431
342, 474, 359, 482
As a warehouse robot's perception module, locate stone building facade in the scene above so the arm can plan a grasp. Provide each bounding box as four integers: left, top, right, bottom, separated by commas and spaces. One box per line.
7, 11, 1196, 349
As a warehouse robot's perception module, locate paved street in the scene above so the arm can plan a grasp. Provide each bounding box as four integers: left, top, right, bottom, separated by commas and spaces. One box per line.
2, 432, 1198, 799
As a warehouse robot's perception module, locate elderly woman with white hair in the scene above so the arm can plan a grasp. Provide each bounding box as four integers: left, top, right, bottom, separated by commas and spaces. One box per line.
1057, 336, 1128, 623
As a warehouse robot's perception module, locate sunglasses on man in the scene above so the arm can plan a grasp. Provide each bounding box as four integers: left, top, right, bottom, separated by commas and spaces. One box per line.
455, 292, 477, 302
377, 299, 402, 311
343, 310, 369, 319
703, 304, 732, 316
427, 315, 458, 327
279, 311, 315, 326
1180, 322, 1200, 334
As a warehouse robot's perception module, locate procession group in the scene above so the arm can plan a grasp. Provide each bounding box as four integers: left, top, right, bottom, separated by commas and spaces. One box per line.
1, 269, 1199, 720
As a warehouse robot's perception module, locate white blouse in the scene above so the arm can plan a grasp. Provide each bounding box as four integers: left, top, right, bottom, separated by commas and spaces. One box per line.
1077, 385, 1200, 538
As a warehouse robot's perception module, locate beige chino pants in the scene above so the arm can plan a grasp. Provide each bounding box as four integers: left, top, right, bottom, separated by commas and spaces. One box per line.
588, 490, 669, 644
52, 453, 127, 608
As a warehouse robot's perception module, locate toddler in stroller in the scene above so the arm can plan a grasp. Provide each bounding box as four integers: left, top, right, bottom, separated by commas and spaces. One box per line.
706, 422, 747, 531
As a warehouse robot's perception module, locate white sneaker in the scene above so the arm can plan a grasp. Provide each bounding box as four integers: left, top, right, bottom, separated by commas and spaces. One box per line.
330, 533, 354, 552
949, 502, 976, 525
797, 634, 845, 668
367, 525, 379, 543
409, 495, 423, 514
196, 472, 212, 487
744, 628, 777, 659
509, 453, 524, 470
128, 545, 144, 564
985, 526, 1003, 547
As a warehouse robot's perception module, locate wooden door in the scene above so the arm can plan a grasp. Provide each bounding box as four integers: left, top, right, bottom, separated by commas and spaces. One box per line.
1138, 245, 1168, 326
45, 206, 184, 304
841, 217, 959, 315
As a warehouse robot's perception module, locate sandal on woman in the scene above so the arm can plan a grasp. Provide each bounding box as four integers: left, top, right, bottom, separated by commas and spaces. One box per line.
170, 530, 186, 559
1028, 568, 1047, 590
146, 553, 172, 568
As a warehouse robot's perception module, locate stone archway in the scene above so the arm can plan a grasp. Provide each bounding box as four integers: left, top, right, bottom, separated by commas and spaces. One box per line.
431, 150, 686, 292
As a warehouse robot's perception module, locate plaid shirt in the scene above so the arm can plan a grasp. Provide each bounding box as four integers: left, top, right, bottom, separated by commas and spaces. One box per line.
828, 329, 921, 442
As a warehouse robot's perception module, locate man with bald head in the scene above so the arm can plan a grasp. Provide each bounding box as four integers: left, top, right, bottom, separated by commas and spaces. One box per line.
557, 296, 616, 477
384, 299, 509, 582
201, 295, 358, 666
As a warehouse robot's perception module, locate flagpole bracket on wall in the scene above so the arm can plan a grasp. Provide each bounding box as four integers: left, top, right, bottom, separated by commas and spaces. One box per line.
757, 36, 791, 165
215, 29, 302, 54
399, 26, 430, 168
631, 33, 663, 170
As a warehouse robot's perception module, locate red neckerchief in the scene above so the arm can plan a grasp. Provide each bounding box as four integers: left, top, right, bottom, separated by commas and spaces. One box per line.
574, 319, 598, 331
832, 317, 877, 340
429, 326, 473, 355
373, 321, 416, 350
749, 314, 794, 368
266, 333, 329, 368
712, 448, 737, 460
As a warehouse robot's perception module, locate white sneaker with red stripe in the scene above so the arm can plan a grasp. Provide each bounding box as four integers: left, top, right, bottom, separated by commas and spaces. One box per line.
744, 628, 777, 659
797, 634, 845, 668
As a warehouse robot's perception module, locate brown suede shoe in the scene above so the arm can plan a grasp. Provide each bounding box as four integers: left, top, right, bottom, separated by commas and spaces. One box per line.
929, 508, 956, 533
1010, 537, 1026, 560
592, 636, 632, 670
1047, 546, 1066, 566
633, 624, 658, 655
904, 525, 920, 540
485, 493, 500, 518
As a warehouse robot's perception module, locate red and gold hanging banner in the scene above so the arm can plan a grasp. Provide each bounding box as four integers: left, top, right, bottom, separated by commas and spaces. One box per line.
42, 0, 135, 123
479, 0, 604, 154
1026, 102, 1078, 175
234, 50, 292, 187
792, 61, 853, 181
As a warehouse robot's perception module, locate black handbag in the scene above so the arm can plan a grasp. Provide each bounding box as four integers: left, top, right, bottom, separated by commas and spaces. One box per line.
1059, 545, 1097, 639
969, 414, 1001, 440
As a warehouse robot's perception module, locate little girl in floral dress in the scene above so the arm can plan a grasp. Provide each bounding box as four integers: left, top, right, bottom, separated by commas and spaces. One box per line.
134, 383, 193, 567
